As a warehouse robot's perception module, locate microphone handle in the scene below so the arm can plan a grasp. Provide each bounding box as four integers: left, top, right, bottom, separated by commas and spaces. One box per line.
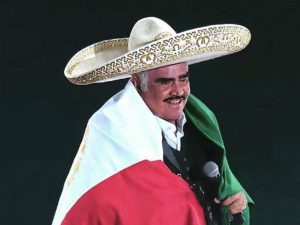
230, 211, 245, 225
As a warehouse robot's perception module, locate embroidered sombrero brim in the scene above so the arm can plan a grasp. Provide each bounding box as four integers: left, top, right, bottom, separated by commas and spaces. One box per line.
65, 24, 251, 85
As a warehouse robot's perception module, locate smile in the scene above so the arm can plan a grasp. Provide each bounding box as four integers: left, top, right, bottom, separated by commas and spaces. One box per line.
164, 96, 186, 104
167, 99, 182, 104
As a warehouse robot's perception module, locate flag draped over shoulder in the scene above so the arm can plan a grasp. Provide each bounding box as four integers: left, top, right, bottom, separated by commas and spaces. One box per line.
52, 81, 206, 225
52, 81, 253, 225
185, 94, 254, 225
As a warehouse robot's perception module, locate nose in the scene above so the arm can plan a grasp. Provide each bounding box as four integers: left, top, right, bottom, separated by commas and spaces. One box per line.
170, 81, 184, 96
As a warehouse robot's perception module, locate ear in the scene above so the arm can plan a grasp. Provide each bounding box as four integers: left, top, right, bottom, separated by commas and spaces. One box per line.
131, 75, 142, 91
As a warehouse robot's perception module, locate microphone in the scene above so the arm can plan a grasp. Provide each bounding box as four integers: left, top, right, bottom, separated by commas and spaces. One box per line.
203, 161, 246, 224
203, 161, 220, 180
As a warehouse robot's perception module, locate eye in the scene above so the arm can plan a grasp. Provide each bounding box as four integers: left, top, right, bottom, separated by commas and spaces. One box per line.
161, 80, 171, 85
155, 78, 173, 85
180, 76, 189, 82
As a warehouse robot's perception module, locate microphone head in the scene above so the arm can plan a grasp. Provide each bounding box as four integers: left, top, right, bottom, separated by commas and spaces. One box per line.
203, 161, 220, 179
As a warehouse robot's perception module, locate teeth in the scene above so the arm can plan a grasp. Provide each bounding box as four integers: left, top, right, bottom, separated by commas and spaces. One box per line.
168, 99, 181, 104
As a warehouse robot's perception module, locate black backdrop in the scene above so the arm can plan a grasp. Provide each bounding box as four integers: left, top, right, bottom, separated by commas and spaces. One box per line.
1, 1, 299, 225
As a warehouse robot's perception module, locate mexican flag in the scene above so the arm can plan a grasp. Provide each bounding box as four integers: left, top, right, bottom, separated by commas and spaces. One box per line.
52, 81, 206, 225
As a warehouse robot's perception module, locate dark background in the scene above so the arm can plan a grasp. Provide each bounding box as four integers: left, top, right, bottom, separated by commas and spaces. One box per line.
1, 0, 299, 224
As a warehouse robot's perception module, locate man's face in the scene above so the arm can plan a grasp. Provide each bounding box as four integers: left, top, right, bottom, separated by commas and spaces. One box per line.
132, 63, 190, 124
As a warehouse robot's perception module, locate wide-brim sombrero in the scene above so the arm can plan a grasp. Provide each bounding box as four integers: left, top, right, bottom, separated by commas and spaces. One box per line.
64, 17, 251, 85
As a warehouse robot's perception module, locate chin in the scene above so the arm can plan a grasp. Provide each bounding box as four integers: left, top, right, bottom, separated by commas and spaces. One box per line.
164, 114, 181, 123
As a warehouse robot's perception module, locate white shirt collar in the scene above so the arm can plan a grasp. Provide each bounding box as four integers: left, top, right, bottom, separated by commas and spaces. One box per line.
156, 113, 186, 151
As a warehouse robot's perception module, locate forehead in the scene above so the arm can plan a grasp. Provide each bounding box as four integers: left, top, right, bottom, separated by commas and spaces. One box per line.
147, 63, 188, 78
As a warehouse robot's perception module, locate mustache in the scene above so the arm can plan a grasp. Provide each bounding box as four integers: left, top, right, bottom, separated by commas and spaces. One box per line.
163, 95, 186, 102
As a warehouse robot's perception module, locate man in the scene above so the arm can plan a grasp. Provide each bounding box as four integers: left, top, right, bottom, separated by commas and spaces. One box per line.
53, 17, 253, 225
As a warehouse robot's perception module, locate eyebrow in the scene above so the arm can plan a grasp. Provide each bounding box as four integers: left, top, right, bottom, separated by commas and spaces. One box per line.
155, 77, 174, 83
154, 72, 189, 83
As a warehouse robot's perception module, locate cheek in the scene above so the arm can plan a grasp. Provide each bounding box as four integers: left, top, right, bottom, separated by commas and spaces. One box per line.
141, 90, 163, 107
150, 93, 165, 106
150, 87, 168, 100
186, 86, 191, 95
183, 83, 190, 95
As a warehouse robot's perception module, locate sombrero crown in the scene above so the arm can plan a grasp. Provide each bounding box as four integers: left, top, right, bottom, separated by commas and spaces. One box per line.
64, 17, 251, 85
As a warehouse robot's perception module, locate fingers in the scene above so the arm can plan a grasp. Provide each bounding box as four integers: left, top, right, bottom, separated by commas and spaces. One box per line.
222, 192, 247, 214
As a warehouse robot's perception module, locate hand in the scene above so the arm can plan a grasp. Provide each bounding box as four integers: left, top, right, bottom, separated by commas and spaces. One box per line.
214, 192, 247, 214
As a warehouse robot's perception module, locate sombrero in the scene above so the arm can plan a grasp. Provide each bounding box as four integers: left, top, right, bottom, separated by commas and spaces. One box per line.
64, 17, 251, 85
